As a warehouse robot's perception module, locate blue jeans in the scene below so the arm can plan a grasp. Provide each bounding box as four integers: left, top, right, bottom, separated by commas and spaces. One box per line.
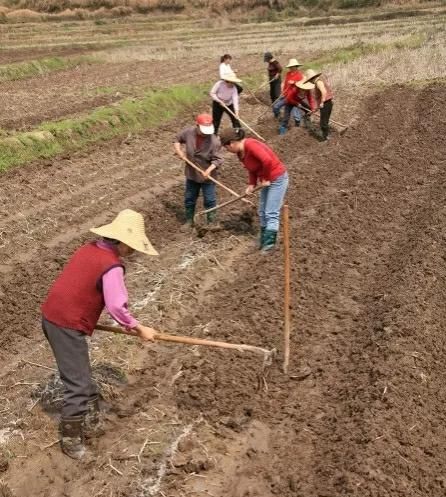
272, 96, 285, 117
281, 104, 301, 128
259, 172, 289, 231
185, 179, 216, 210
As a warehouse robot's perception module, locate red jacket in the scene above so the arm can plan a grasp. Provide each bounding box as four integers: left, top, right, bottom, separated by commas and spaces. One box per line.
286, 85, 316, 111
239, 138, 286, 186
42, 243, 124, 335
282, 70, 303, 99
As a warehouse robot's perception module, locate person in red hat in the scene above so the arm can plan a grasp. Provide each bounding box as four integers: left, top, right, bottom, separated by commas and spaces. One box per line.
174, 114, 224, 228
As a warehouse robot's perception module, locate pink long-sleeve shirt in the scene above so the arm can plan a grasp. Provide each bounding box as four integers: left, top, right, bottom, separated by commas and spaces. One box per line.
210, 80, 239, 112
97, 241, 138, 329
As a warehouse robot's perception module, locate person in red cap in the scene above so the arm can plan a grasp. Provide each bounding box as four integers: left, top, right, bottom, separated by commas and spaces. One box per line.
174, 114, 224, 228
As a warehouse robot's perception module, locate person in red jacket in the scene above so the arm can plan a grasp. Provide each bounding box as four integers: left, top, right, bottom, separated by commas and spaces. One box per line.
41, 209, 159, 460
282, 78, 316, 133
303, 68, 334, 141
219, 128, 288, 251
273, 58, 304, 129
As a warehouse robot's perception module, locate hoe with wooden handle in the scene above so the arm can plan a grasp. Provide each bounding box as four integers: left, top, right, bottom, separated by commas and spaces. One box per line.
181, 156, 254, 207
96, 324, 276, 366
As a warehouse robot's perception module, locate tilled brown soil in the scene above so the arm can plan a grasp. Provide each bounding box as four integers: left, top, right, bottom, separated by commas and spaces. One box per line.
0, 53, 263, 130
0, 84, 445, 497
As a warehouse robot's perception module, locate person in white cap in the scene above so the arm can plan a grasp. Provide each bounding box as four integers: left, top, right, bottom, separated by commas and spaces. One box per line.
174, 114, 224, 227
41, 209, 159, 460
272, 58, 304, 128
210, 72, 242, 133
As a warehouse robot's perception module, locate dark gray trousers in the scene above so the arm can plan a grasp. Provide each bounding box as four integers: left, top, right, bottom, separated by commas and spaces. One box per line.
42, 317, 98, 418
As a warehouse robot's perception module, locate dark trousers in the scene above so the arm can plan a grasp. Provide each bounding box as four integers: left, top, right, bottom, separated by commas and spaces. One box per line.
269, 78, 281, 103
42, 317, 97, 418
320, 99, 333, 138
185, 179, 216, 210
212, 101, 240, 134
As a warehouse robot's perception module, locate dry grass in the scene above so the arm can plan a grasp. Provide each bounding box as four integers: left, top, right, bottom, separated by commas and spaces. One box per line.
328, 29, 446, 90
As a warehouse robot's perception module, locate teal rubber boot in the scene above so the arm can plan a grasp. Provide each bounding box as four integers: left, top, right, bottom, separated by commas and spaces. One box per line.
278, 125, 287, 135
261, 229, 278, 252
206, 210, 217, 224
258, 226, 266, 249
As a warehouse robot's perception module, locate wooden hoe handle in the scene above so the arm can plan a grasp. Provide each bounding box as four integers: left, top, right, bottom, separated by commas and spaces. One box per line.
95, 324, 271, 357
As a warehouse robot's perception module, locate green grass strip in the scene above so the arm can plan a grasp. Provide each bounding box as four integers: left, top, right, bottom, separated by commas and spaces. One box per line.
0, 55, 100, 83
0, 84, 206, 171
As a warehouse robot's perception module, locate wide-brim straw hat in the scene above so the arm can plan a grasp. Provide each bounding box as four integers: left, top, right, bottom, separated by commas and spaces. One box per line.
304, 68, 322, 82
90, 209, 158, 256
286, 58, 303, 68
222, 72, 242, 84
296, 80, 315, 90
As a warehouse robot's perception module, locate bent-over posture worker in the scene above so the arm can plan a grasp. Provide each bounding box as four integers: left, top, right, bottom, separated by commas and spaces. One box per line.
41, 209, 159, 460
210, 72, 242, 133
219, 128, 288, 252
303, 68, 334, 141
174, 114, 223, 227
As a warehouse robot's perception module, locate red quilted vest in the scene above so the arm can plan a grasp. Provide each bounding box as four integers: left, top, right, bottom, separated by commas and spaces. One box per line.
42, 243, 123, 335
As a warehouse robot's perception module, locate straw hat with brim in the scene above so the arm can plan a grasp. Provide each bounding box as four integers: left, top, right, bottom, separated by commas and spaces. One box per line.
222, 73, 242, 84
286, 58, 303, 68
90, 209, 158, 256
296, 80, 315, 90
304, 69, 322, 82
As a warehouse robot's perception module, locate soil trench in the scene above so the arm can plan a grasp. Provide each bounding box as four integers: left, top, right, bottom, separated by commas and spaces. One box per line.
0, 83, 445, 497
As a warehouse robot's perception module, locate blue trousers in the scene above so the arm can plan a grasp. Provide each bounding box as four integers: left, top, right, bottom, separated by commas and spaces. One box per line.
185, 179, 216, 210
259, 172, 289, 231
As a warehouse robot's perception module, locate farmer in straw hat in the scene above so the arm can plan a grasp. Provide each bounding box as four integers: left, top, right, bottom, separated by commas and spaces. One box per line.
174, 114, 224, 228
272, 58, 304, 132
41, 209, 159, 460
303, 68, 334, 141
219, 127, 288, 252
282, 78, 316, 133
210, 72, 242, 134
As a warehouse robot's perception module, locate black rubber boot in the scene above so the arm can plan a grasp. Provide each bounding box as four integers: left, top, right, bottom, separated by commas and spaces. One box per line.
84, 396, 105, 439
60, 415, 86, 460
261, 229, 278, 252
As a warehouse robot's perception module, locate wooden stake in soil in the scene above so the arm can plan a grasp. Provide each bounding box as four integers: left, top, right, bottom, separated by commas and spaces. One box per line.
282, 204, 291, 374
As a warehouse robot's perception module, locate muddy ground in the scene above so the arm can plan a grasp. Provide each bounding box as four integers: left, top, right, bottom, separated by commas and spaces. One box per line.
0, 78, 445, 497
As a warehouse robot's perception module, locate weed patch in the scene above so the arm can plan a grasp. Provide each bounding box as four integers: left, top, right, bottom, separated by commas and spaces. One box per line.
0, 84, 206, 171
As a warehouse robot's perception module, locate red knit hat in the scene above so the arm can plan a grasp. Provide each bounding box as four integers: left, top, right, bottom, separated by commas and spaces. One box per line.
196, 114, 214, 135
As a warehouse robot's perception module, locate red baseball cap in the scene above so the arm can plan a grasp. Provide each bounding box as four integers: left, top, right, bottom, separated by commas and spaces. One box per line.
196, 114, 214, 135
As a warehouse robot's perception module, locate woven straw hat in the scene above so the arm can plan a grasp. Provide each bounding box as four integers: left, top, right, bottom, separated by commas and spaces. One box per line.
286, 58, 302, 68
90, 209, 158, 256
296, 80, 315, 90
222, 72, 242, 84
304, 68, 322, 82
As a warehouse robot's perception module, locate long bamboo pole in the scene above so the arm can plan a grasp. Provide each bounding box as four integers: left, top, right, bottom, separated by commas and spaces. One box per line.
182, 157, 254, 206
199, 185, 262, 215
95, 323, 272, 357
282, 204, 291, 374
256, 94, 282, 121
219, 102, 266, 142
